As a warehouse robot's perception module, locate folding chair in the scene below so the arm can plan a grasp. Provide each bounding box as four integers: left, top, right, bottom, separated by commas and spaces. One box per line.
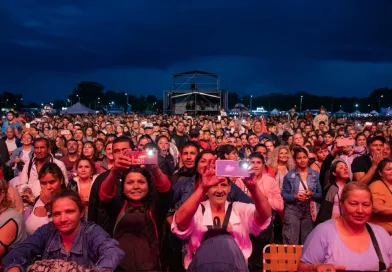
262, 244, 303, 272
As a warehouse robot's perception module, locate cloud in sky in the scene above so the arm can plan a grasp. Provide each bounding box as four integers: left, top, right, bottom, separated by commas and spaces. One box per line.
0, 0, 392, 102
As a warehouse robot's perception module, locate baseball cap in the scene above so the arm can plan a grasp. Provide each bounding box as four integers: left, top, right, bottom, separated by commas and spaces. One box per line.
367, 135, 386, 146
189, 129, 200, 137
144, 123, 154, 129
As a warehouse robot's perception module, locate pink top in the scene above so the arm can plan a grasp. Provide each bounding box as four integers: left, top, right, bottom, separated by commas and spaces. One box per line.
233, 174, 284, 212
171, 200, 271, 269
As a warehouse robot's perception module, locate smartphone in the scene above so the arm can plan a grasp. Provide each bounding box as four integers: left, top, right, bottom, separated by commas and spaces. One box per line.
215, 160, 250, 178
125, 150, 158, 165
218, 116, 221, 121
336, 138, 355, 147
224, 130, 231, 137
61, 130, 71, 135
365, 122, 373, 127
235, 119, 245, 125
25, 123, 30, 129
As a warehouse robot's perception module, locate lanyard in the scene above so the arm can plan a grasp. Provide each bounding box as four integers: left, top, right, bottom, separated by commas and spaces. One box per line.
381, 180, 392, 195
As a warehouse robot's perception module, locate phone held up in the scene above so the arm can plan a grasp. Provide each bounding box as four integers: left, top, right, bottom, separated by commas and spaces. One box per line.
124, 150, 158, 165
215, 160, 250, 178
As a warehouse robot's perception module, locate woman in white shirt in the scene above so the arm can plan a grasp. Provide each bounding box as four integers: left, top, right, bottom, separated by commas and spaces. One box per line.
171, 161, 271, 271
25, 163, 65, 234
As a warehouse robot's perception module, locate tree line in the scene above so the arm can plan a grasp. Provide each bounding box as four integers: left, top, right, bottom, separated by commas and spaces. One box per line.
0, 81, 390, 113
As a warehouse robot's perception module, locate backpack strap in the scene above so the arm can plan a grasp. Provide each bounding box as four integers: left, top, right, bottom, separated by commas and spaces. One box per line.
222, 202, 233, 230
366, 223, 386, 271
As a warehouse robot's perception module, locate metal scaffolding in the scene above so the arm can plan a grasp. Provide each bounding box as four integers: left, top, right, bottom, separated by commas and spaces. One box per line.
163, 70, 228, 115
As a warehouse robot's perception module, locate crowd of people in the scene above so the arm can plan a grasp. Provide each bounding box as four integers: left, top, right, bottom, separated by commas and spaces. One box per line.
0, 106, 392, 271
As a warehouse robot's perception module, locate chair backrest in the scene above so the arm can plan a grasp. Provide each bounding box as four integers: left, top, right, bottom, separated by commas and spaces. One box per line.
263, 244, 303, 272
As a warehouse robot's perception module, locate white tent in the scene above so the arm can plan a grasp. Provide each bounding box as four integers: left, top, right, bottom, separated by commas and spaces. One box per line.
334, 109, 346, 116
60, 103, 96, 115
351, 110, 361, 115
270, 108, 280, 115
370, 110, 379, 116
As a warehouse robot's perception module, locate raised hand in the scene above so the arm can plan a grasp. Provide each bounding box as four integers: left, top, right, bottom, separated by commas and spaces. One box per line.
112, 150, 132, 174
371, 151, 383, 166
243, 165, 257, 190
201, 159, 220, 190
40, 187, 52, 205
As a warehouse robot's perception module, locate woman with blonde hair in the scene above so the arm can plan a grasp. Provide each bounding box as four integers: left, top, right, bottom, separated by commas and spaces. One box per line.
267, 145, 295, 190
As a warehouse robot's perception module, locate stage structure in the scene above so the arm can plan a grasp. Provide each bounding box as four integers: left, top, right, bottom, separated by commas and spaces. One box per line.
163, 70, 228, 115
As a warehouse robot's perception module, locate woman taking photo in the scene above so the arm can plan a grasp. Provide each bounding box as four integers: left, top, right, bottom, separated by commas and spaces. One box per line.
172, 161, 271, 271
67, 158, 98, 219
299, 182, 392, 272
25, 163, 66, 234
99, 163, 172, 271
369, 158, 392, 235
315, 159, 350, 225
0, 179, 26, 260
3, 190, 124, 272
156, 135, 176, 177
281, 147, 322, 245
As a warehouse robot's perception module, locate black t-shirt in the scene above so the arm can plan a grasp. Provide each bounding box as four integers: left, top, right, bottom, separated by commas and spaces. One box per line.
172, 134, 188, 151
351, 154, 380, 183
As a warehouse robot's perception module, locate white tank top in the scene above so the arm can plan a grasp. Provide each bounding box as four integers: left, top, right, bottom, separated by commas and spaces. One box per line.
25, 198, 50, 235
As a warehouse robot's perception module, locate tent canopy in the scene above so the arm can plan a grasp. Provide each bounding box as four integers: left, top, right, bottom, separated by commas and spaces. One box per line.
351, 110, 361, 114
335, 109, 346, 114
370, 110, 379, 115
270, 108, 279, 115
60, 102, 96, 115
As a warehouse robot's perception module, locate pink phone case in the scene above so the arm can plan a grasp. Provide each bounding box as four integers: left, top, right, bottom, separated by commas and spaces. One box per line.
125, 151, 158, 165
336, 138, 355, 147
215, 160, 250, 178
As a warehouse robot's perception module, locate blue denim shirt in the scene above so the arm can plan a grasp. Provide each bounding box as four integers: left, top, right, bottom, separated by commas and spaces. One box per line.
281, 168, 322, 206
6, 146, 34, 176
3, 221, 124, 272
167, 175, 253, 217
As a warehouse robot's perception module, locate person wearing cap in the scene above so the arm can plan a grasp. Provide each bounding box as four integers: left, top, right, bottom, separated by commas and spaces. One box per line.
352, 135, 386, 185
315, 158, 350, 225
313, 106, 329, 130
144, 123, 155, 141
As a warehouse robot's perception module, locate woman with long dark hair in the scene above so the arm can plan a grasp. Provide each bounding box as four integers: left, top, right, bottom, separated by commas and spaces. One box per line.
315, 159, 350, 225
25, 163, 66, 234
99, 165, 172, 271
281, 148, 322, 245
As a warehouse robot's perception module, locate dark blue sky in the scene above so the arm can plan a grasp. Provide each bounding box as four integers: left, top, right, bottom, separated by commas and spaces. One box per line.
1, 0, 392, 103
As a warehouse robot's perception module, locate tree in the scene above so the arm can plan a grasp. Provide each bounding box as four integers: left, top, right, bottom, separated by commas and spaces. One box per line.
72, 81, 105, 105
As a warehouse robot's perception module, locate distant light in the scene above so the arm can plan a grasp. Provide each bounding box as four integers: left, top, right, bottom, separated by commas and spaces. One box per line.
355, 104, 358, 107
